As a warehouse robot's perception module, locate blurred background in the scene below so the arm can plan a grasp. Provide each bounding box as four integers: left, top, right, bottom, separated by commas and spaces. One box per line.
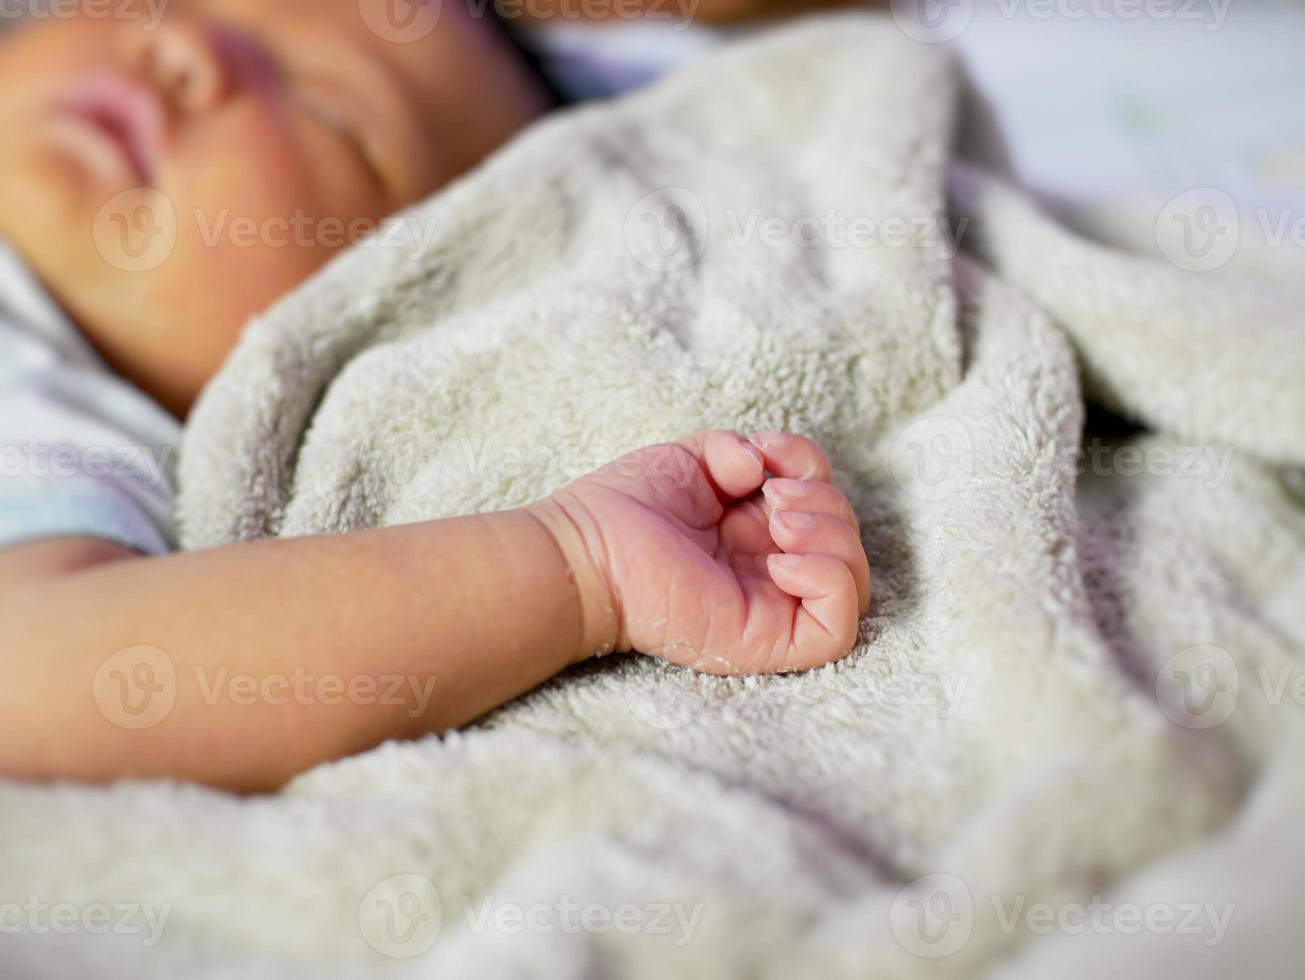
517, 0, 1305, 278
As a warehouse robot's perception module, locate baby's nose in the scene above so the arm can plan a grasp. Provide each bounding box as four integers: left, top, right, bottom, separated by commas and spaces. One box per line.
116, 19, 233, 114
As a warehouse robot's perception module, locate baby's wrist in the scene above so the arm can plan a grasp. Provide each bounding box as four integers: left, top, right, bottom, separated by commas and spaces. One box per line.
522, 496, 622, 665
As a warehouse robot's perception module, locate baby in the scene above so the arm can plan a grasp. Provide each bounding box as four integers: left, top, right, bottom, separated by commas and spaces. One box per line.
0, 0, 870, 791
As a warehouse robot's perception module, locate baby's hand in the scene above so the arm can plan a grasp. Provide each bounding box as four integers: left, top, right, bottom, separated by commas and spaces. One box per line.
529, 430, 870, 675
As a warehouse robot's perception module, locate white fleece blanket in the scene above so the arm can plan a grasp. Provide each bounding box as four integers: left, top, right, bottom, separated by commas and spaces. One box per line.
3, 16, 1304, 979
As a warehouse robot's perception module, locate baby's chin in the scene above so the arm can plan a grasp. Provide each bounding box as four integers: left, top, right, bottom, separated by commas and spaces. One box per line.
72, 231, 343, 417
55, 271, 245, 420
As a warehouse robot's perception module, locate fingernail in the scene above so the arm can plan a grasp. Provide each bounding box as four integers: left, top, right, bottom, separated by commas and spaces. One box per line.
773, 510, 816, 530
740, 441, 765, 469
768, 553, 805, 569
750, 431, 788, 451
766, 477, 812, 499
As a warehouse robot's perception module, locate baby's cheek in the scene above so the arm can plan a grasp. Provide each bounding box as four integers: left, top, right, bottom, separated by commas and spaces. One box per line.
165, 97, 389, 248
151, 114, 387, 339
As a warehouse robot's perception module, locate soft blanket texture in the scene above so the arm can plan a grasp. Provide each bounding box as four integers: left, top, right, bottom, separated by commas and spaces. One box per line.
3, 15, 1303, 978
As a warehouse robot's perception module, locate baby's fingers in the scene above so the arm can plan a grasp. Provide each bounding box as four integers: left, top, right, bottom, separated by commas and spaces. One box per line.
768, 510, 871, 615
680, 429, 766, 500
762, 478, 860, 533
765, 553, 860, 670
748, 432, 833, 483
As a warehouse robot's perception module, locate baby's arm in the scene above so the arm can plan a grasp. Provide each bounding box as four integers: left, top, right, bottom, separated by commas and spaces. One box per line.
0, 508, 590, 791
0, 430, 869, 792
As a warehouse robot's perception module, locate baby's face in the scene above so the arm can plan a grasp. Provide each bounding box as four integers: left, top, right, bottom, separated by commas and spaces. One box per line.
0, 0, 546, 414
